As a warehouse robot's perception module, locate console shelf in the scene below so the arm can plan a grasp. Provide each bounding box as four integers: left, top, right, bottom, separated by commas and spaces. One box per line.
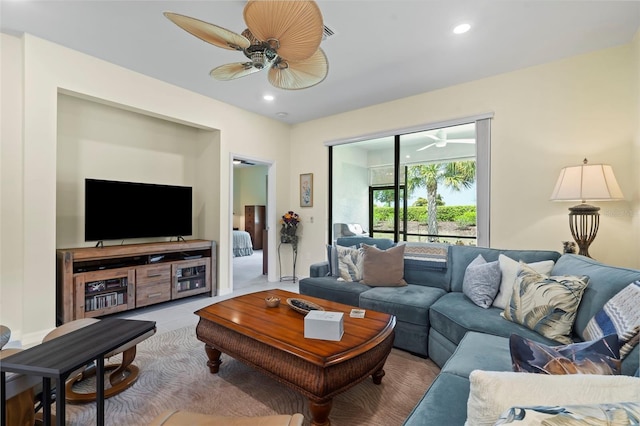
56, 240, 217, 325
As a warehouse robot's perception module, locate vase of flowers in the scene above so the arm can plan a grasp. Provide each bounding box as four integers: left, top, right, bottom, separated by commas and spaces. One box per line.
280, 211, 300, 244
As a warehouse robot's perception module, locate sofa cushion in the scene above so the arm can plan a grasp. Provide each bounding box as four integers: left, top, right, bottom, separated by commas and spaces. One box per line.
502, 265, 588, 344
583, 280, 640, 359
462, 255, 501, 309
298, 276, 370, 307
509, 333, 621, 375
550, 254, 640, 340
466, 371, 640, 426
402, 372, 469, 426
360, 244, 407, 286
494, 402, 640, 426
359, 284, 445, 326
447, 246, 561, 293
441, 332, 513, 379
429, 292, 561, 347
403, 257, 449, 291
493, 255, 555, 309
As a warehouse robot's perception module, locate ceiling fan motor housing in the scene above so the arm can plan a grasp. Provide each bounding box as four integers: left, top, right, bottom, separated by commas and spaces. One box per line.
244, 43, 277, 69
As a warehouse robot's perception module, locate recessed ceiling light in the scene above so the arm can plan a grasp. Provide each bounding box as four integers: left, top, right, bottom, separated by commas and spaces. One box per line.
276, 112, 288, 118
263, 95, 274, 101
453, 23, 471, 34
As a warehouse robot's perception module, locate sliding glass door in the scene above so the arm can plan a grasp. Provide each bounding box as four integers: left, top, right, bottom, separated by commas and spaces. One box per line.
329, 117, 490, 246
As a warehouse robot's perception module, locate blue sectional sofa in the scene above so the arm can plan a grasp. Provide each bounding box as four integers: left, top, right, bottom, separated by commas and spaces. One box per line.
299, 238, 640, 425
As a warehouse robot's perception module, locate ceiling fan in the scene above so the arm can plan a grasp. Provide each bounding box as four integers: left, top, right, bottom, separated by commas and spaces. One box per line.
416, 130, 475, 151
164, 1, 328, 90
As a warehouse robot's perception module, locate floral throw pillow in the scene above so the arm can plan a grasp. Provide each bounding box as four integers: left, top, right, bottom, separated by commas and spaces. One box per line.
502, 264, 589, 344
583, 280, 640, 359
509, 333, 621, 375
336, 245, 365, 282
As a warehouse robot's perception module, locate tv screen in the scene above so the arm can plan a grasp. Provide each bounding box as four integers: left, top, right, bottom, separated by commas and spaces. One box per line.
85, 179, 192, 241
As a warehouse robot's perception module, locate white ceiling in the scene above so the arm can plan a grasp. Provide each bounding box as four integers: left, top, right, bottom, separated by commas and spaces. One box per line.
2, 1, 639, 124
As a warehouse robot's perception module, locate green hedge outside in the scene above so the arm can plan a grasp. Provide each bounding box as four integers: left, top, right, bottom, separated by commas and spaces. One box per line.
373, 205, 476, 223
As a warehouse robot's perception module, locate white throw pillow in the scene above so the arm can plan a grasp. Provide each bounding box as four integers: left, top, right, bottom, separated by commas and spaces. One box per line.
465, 370, 640, 426
492, 255, 555, 309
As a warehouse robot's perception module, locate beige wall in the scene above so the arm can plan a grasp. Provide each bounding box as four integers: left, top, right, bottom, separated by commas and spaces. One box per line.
56, 94, 215, 248
291, 43, 639, 271
1, 34, 25, 341
633, 30, 640, 267
1, 33, 290, 345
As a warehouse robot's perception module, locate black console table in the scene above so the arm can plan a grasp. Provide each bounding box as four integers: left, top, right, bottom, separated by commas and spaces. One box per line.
0, 318, 156, 426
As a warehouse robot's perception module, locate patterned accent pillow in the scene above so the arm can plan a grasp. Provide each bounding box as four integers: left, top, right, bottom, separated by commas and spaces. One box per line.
495, 402, 640, 425
462, 254, 502, 309
336, 245, 366, 282
401, 242, 448, 260
583, 280, 640, 359
326, 244, 355, 277
509, 333, 621, 375
502, 264, 589, 344
493, 255, 555, 309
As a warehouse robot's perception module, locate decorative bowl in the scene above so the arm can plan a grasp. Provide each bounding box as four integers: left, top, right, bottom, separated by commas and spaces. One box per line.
265, 296, 281, 308
286, 298, 324, 315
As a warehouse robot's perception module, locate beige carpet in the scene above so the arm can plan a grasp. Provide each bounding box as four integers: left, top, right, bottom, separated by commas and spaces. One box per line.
63, 326, 439, 425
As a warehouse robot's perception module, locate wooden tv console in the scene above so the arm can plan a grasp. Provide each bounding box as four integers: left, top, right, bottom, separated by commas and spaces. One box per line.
56, 239, 217, 325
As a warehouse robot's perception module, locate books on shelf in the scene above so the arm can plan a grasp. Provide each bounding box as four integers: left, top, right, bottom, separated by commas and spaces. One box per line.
85, 291, 126, 311
176, 277, 204, 292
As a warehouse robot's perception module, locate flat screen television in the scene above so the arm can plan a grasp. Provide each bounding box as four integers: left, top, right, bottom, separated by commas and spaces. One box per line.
85, 178, 193, 242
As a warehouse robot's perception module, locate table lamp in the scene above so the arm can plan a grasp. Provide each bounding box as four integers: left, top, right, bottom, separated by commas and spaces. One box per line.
550, 158, 623, 257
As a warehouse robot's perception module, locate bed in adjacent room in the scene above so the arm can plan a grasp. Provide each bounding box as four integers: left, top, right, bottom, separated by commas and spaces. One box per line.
233, 230, 254, 257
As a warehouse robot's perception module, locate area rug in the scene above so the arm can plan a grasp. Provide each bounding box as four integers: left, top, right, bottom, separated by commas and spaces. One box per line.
63, 326, 440, 425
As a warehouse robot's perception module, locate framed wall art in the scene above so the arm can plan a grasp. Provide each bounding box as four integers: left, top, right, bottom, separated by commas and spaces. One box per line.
300, 173, 313, 207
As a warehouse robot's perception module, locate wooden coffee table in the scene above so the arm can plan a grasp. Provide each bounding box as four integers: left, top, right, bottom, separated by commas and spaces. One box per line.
195, 289, 395, 426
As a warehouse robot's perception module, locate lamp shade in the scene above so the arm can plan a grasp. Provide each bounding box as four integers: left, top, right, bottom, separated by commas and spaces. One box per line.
550, 159, 624, 202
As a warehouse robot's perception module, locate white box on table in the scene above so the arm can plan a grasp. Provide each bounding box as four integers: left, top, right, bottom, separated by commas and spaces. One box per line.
304, 310, 344, 341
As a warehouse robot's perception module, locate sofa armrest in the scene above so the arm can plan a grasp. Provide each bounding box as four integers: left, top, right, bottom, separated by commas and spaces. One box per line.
310, 261, 329, 277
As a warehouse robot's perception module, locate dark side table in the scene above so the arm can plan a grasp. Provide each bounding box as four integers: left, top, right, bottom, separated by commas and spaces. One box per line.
1, 318, 156, 426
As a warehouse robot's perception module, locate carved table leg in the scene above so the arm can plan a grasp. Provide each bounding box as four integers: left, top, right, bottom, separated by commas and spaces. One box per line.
309, 399, 332, 426
204, 345, 222, 374
372, 368, 385, 385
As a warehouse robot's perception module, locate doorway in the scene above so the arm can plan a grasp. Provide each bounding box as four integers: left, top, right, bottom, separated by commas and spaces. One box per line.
230, 155, 277, 291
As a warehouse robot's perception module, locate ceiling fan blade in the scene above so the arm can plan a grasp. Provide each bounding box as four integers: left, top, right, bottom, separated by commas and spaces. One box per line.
268, 48, 328, 90
416, 143, 437, 152
244, 0, 323, 61
210, 62, 261, 81
164, 12, 250, 51
424, 135, 440, 141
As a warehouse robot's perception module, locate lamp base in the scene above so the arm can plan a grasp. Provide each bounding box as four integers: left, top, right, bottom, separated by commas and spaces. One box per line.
568, 203, 600, 258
